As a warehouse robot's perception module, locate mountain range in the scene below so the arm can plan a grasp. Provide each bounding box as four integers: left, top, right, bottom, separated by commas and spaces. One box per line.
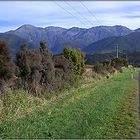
84, 32, 140, 53
1, 24, 140, 54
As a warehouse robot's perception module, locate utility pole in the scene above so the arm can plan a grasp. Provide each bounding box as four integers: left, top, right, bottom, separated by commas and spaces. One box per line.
116, 44, 119, 58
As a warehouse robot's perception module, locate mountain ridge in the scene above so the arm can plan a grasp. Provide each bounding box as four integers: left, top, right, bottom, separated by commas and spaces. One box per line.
1, 24, 140, 54
84, 32, 140, 54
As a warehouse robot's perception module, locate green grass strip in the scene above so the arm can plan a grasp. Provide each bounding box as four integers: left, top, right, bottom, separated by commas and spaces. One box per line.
0, 69, 138, 139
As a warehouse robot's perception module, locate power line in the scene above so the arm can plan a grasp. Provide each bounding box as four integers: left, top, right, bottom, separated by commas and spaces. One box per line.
79, 1, 103, 26
64, 1, 94, 27
54, 1, 87, 27
79, 1, 116, 35
79, 1, 116, 36
55, 1, 123, 57
80, 1, 123, 57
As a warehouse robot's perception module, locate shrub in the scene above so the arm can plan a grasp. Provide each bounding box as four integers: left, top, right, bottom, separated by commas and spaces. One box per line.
16, 44, 42, 93
54, 55, 76, 88
93, 63, 107, 75
55, 55, 74, 78
39, 41, 55, 86
0, 41, 14, 80
0, 41, 15, 94
63, 46, 85, 75
111, 58, 128, 70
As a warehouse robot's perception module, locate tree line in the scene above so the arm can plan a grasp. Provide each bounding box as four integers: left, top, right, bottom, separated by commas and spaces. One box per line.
0, 41, 85, 95
0, 40, 129, 96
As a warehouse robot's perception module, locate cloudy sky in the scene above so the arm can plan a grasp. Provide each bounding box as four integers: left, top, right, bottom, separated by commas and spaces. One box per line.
0, 1, 140, 32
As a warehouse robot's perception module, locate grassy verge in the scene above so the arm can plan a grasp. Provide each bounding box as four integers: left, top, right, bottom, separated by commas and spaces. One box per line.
0, 68, 138, 139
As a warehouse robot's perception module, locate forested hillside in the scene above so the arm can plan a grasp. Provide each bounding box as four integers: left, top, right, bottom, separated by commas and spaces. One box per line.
84, 32, 140, 54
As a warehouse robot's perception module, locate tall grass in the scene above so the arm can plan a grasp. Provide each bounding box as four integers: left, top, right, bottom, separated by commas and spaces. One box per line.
0, 68, 138, 138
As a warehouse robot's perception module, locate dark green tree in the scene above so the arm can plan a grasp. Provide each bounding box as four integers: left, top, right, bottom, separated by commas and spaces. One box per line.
16, 44, 42, 89
39, 41, 55, 85
0, 41, 14, 80
16, 44, 30, 82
